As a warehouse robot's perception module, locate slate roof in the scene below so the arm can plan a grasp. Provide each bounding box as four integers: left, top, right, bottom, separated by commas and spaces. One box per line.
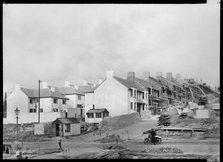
53, 118, 80, 124
56, 87, 84, 95
86, 108, 109, 114
20, 88, 68, 99
135, 78, 153, 89
78, 85, 98, 93
148, 76, 163, 90
113, 76, 146, 92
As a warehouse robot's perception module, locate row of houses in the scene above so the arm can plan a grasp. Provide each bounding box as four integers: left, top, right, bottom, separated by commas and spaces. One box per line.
3, 70, 219, 136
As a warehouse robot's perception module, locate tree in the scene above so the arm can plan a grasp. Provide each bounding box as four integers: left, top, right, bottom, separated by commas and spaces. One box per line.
158, 114, 171, 126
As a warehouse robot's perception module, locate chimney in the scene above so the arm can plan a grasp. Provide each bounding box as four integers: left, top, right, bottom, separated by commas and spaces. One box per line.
175, 73, 181, 80
65, 81, 70, 87
166, 72, 173, 80
15, 84, 21, 90
50, 86, 56, 92
97, 78, 103, 85
106, 70, 114, 79
82, 80, 88, 86
144, 72, 150, 81
74, 85, 78, 90
127, 72, 135, 82
42, 81, 48, 89
156, 72, 162, 79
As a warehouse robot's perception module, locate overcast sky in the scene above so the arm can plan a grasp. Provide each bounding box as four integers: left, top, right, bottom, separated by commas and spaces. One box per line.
3, 2, 220, 92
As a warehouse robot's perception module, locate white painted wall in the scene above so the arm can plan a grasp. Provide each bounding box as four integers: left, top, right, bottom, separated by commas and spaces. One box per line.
4, 88, 67, 124
85, 92, 95, 119
94, 77, 128, 117
86, 117, 103, 124
63, 123, 81, 136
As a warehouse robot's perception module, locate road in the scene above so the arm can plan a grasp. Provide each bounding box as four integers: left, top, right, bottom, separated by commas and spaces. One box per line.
4, 119, 220, 159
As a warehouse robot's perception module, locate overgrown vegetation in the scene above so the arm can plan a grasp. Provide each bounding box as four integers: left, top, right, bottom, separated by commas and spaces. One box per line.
158, 114, 171, 126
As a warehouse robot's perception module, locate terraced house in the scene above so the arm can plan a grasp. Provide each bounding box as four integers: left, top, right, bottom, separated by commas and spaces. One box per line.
4, 84, 69, 124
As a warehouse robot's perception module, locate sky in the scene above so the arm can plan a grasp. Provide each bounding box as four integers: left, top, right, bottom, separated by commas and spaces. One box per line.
3, 1, 220, 93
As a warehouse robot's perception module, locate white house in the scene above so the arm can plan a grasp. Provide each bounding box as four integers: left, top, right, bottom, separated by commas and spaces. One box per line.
3, 84, 69, 124
55, 81, 85, 118
84, 71, 152, 124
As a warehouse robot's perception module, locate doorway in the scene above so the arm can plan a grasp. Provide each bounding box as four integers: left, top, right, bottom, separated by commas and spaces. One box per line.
56, 124, 60, 136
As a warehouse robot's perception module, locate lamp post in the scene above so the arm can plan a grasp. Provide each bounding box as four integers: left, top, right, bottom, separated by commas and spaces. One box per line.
38, 80, 41, 123
14, 107, 20, 150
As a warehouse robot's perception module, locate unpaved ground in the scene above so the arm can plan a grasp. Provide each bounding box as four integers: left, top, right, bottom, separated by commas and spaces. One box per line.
3, 119, 220, 160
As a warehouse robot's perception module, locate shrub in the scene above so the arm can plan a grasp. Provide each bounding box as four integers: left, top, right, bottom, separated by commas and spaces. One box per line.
158, 114, 171, 126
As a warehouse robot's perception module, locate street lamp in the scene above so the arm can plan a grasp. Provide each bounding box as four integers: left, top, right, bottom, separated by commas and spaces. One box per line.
14, 107, 20, 150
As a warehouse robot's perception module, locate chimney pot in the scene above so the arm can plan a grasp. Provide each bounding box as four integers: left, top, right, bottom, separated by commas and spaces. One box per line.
144, 72, 150, 81
156, 72, 162, 79
127, 72, 135, 82
65, 81, 70, 87
15, 84, 21, 90
166, 72, 173, 80
82, 80, 88, 86
42, 81, 48, 89
106, 70, 114, 79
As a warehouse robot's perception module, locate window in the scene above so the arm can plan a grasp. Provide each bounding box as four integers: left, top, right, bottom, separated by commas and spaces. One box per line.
65, 124, 71, 132
29, 109, 36, 113
30, 99, 34, 104
149, 99, 151, 105
87, 113, 94, 118
53, 108, 58, 112
96, 113, 101, 118
62, 99, 66, 104
53, 98, 58, 104
130, 102, 133, 109
130, 89, 133, 97
148, 88, 151, 95
134, 90, 137, 97
142, 93, 144, 99
78, 95, 81, 100
77, 104, 83, 108
103, 112, 109, 117
134, 103, 136, 110
40, 109, 43, 112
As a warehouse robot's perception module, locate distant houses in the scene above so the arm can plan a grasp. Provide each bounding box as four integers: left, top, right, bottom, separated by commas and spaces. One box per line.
4, 70, 219, 126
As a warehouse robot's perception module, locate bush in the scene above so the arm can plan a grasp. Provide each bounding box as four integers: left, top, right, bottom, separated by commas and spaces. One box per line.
158, 114, 171, 126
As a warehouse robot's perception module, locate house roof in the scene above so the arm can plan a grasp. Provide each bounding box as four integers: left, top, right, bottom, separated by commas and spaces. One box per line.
78, 85, 97, 93
86, 108, 109, 114
114, 76, 146, 92
148, 77, 163, 90
20, 88, 68, 99
56, 87, 84, 95
156, 77, 175, 90
53, 118, 80, 124
135, 78, 153, 89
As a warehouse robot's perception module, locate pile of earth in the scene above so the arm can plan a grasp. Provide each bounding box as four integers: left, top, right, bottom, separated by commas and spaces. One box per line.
98, 112, 141, 134
96, 134, 123, 143
141, 147, 183, 154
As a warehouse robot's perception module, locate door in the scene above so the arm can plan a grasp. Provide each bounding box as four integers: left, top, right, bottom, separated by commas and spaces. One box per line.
56, 124, 60, 136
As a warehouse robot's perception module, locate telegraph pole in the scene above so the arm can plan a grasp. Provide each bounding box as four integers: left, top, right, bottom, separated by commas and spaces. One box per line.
38, 80, 41, 123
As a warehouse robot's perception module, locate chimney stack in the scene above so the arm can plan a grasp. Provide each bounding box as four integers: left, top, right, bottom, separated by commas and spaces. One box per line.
127, 72, 135, 82
82, 80, 88, 86
175, 73, 181, 80
74, 85, 78, 90
166, 72, 173, 80
144, 72, 150, 81
15, 84, 21, 90
156, 72, 162, 79
42, 81, 48, 89
106, 70, 114, 79
65, 81, 70, 87
97, 78, 103, 85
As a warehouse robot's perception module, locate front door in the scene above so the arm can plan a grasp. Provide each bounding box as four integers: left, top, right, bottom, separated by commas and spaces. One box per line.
56, 124, 60, 136
137, 104, 141, 117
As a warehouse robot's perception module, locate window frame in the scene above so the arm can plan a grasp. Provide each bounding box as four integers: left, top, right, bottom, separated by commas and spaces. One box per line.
65, 124, 71, 132
53, 98, 58, 104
